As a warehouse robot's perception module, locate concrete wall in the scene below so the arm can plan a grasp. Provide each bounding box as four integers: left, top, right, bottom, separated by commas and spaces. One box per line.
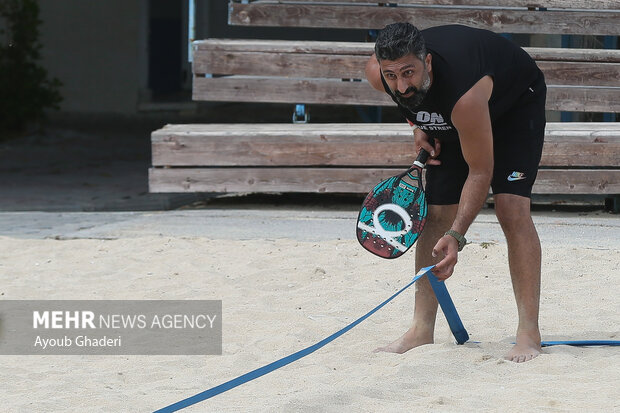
38, 0, 146, 115
31, 0, 367, 116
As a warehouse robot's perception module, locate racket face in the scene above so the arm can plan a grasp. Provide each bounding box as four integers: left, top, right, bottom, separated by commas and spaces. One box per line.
356, 167, 427, 259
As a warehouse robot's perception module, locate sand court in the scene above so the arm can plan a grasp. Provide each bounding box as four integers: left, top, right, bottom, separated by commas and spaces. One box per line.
0, 209, 618, 412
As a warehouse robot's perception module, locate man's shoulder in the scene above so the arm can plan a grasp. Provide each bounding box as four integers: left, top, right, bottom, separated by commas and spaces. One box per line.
422, 24, 479, 37
422, 24, 498, 47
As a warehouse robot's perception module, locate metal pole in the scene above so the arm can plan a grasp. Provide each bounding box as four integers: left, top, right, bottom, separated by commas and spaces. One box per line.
188, 0, 196, 62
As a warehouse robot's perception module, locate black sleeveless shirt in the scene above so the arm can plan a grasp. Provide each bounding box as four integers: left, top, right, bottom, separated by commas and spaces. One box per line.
380, 25, 541, 142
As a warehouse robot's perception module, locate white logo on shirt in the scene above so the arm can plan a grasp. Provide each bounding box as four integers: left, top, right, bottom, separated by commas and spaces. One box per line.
415, 111, 453, 131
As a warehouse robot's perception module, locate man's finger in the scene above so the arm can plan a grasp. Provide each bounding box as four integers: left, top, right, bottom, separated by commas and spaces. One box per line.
433, 261, 453, 280
422, 142, 436, 157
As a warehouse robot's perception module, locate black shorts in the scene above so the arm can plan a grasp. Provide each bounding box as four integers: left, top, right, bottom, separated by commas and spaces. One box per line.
425, 73, 547, 205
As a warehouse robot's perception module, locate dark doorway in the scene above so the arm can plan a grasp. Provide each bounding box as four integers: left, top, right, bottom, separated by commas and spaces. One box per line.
148, 0, 183, 98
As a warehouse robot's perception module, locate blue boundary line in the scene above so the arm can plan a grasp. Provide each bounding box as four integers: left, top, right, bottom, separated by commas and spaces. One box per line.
427, 272, 469, 344
154, 266, 618, 412
154, 267, 441, 413
541, 340, 620, 347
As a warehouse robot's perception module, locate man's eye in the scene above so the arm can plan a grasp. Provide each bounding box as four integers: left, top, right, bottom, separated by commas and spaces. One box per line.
386, 74, 396, 80
404, 70, 414, 76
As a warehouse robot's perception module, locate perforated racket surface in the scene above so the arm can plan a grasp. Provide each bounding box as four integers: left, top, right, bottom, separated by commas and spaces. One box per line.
356, 150, 429, 259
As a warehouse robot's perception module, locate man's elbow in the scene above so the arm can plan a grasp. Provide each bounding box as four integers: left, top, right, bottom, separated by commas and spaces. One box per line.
365, 54, 384, 92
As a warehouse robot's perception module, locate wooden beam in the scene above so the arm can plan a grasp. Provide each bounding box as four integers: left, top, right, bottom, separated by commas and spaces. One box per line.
154, 122, 620, 134
545, 86, 620, 113
240, 0, 619, 9
149, 167, 620, 194
152, 124, 415, 167
192, 76, 393, 106
194, 40, 620, 64
151, 123, 620, 167
526, 48, 620, 63
535, 62, 620, 87
230, 3, 620, 35
194, 51, 369, 79
534, 170, 620, 194
193, 39, 374, 55
192, 76, 620, 112
149, 167, 395, 193
194, 50, 620, 87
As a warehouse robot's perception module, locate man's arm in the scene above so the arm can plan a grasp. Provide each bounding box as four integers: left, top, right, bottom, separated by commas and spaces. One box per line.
432, 75, 494, 279
365, 54, 385, 92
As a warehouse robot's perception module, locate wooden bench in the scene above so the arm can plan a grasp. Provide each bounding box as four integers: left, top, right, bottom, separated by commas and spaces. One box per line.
229, 0, 619, 36
151, 122, 620, 194
149, 1, 620, 205
189, 39, 620, 113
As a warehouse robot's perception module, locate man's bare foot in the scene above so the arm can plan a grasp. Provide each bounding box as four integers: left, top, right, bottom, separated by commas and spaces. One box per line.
373, 326, 434, 354
505, 330, 541, 363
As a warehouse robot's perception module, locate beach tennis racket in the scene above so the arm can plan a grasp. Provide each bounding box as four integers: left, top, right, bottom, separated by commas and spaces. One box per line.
356, 149, 430, 259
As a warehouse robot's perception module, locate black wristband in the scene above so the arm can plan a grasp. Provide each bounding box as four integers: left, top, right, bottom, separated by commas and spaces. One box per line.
445, 229, 467, 251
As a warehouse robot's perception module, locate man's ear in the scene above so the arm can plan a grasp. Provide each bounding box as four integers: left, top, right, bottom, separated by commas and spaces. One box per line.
425, 53, 432, 72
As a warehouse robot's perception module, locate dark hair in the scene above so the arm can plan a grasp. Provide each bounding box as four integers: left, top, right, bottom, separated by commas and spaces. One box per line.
374, 22, 427, 62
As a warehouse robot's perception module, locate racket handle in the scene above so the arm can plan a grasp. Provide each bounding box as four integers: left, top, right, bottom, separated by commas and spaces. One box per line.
415, 137, 435, 166
416, 149, 430, 165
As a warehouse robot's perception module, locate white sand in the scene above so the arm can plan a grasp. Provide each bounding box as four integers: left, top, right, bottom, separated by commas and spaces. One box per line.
0, 232, 618, 412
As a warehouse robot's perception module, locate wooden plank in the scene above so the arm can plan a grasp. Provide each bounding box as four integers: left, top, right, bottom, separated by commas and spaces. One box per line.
193, 39, 374, 55
545, 86, 620, 113
152, 127, 416, 167
544, 122, 620, 132
192, 76, 393, 106
536, 62, 620, 87
152, 123, 411, 134
194, 51, 369, 79
154, 122, 620, 135
194, 51, 620, 87
151, 123, 620, 167
194, 40, 620, 64
193, 76, 620, 112
525, 48, 620, 64
230, 3, 620, 35
149, 167, 396, 193
242, 0, 619, 9
540, 142, 620, 167
533, 170, 620, 194
149, 167, 620, 194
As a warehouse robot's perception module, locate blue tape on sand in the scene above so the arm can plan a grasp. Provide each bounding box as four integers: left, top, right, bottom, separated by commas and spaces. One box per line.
155, 267, 449, 413
153, 264, 618, 412
426, 271, 470, 344
541, 340, 620, 347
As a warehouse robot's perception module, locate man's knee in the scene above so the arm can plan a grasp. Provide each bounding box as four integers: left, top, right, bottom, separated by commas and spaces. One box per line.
494, 194, 533, 230
426, 204, 458, 230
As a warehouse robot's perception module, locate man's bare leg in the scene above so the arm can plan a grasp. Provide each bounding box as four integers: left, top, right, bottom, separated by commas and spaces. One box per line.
494, 193, 542, 363
374, 204, 458, 353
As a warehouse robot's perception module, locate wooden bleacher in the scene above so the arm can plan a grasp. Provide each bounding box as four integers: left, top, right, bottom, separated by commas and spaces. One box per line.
149, 1, 620, 204
229, 0, 618, 35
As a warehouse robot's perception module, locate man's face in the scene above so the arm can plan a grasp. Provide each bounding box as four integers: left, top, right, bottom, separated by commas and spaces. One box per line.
379, 53, 432, 110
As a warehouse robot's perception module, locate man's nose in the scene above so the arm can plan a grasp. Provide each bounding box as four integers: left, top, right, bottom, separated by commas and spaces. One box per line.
397, 78, 410, 94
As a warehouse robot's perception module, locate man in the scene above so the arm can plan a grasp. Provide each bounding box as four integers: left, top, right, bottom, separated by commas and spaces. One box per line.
365, 23, 546, 362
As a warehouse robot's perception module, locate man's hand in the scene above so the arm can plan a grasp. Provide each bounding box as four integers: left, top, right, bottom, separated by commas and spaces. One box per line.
431, 235, 459, 280
413, 128, 441, 166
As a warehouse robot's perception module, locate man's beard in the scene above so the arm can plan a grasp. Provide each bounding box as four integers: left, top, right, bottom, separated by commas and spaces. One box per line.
393, 71, 431, 111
